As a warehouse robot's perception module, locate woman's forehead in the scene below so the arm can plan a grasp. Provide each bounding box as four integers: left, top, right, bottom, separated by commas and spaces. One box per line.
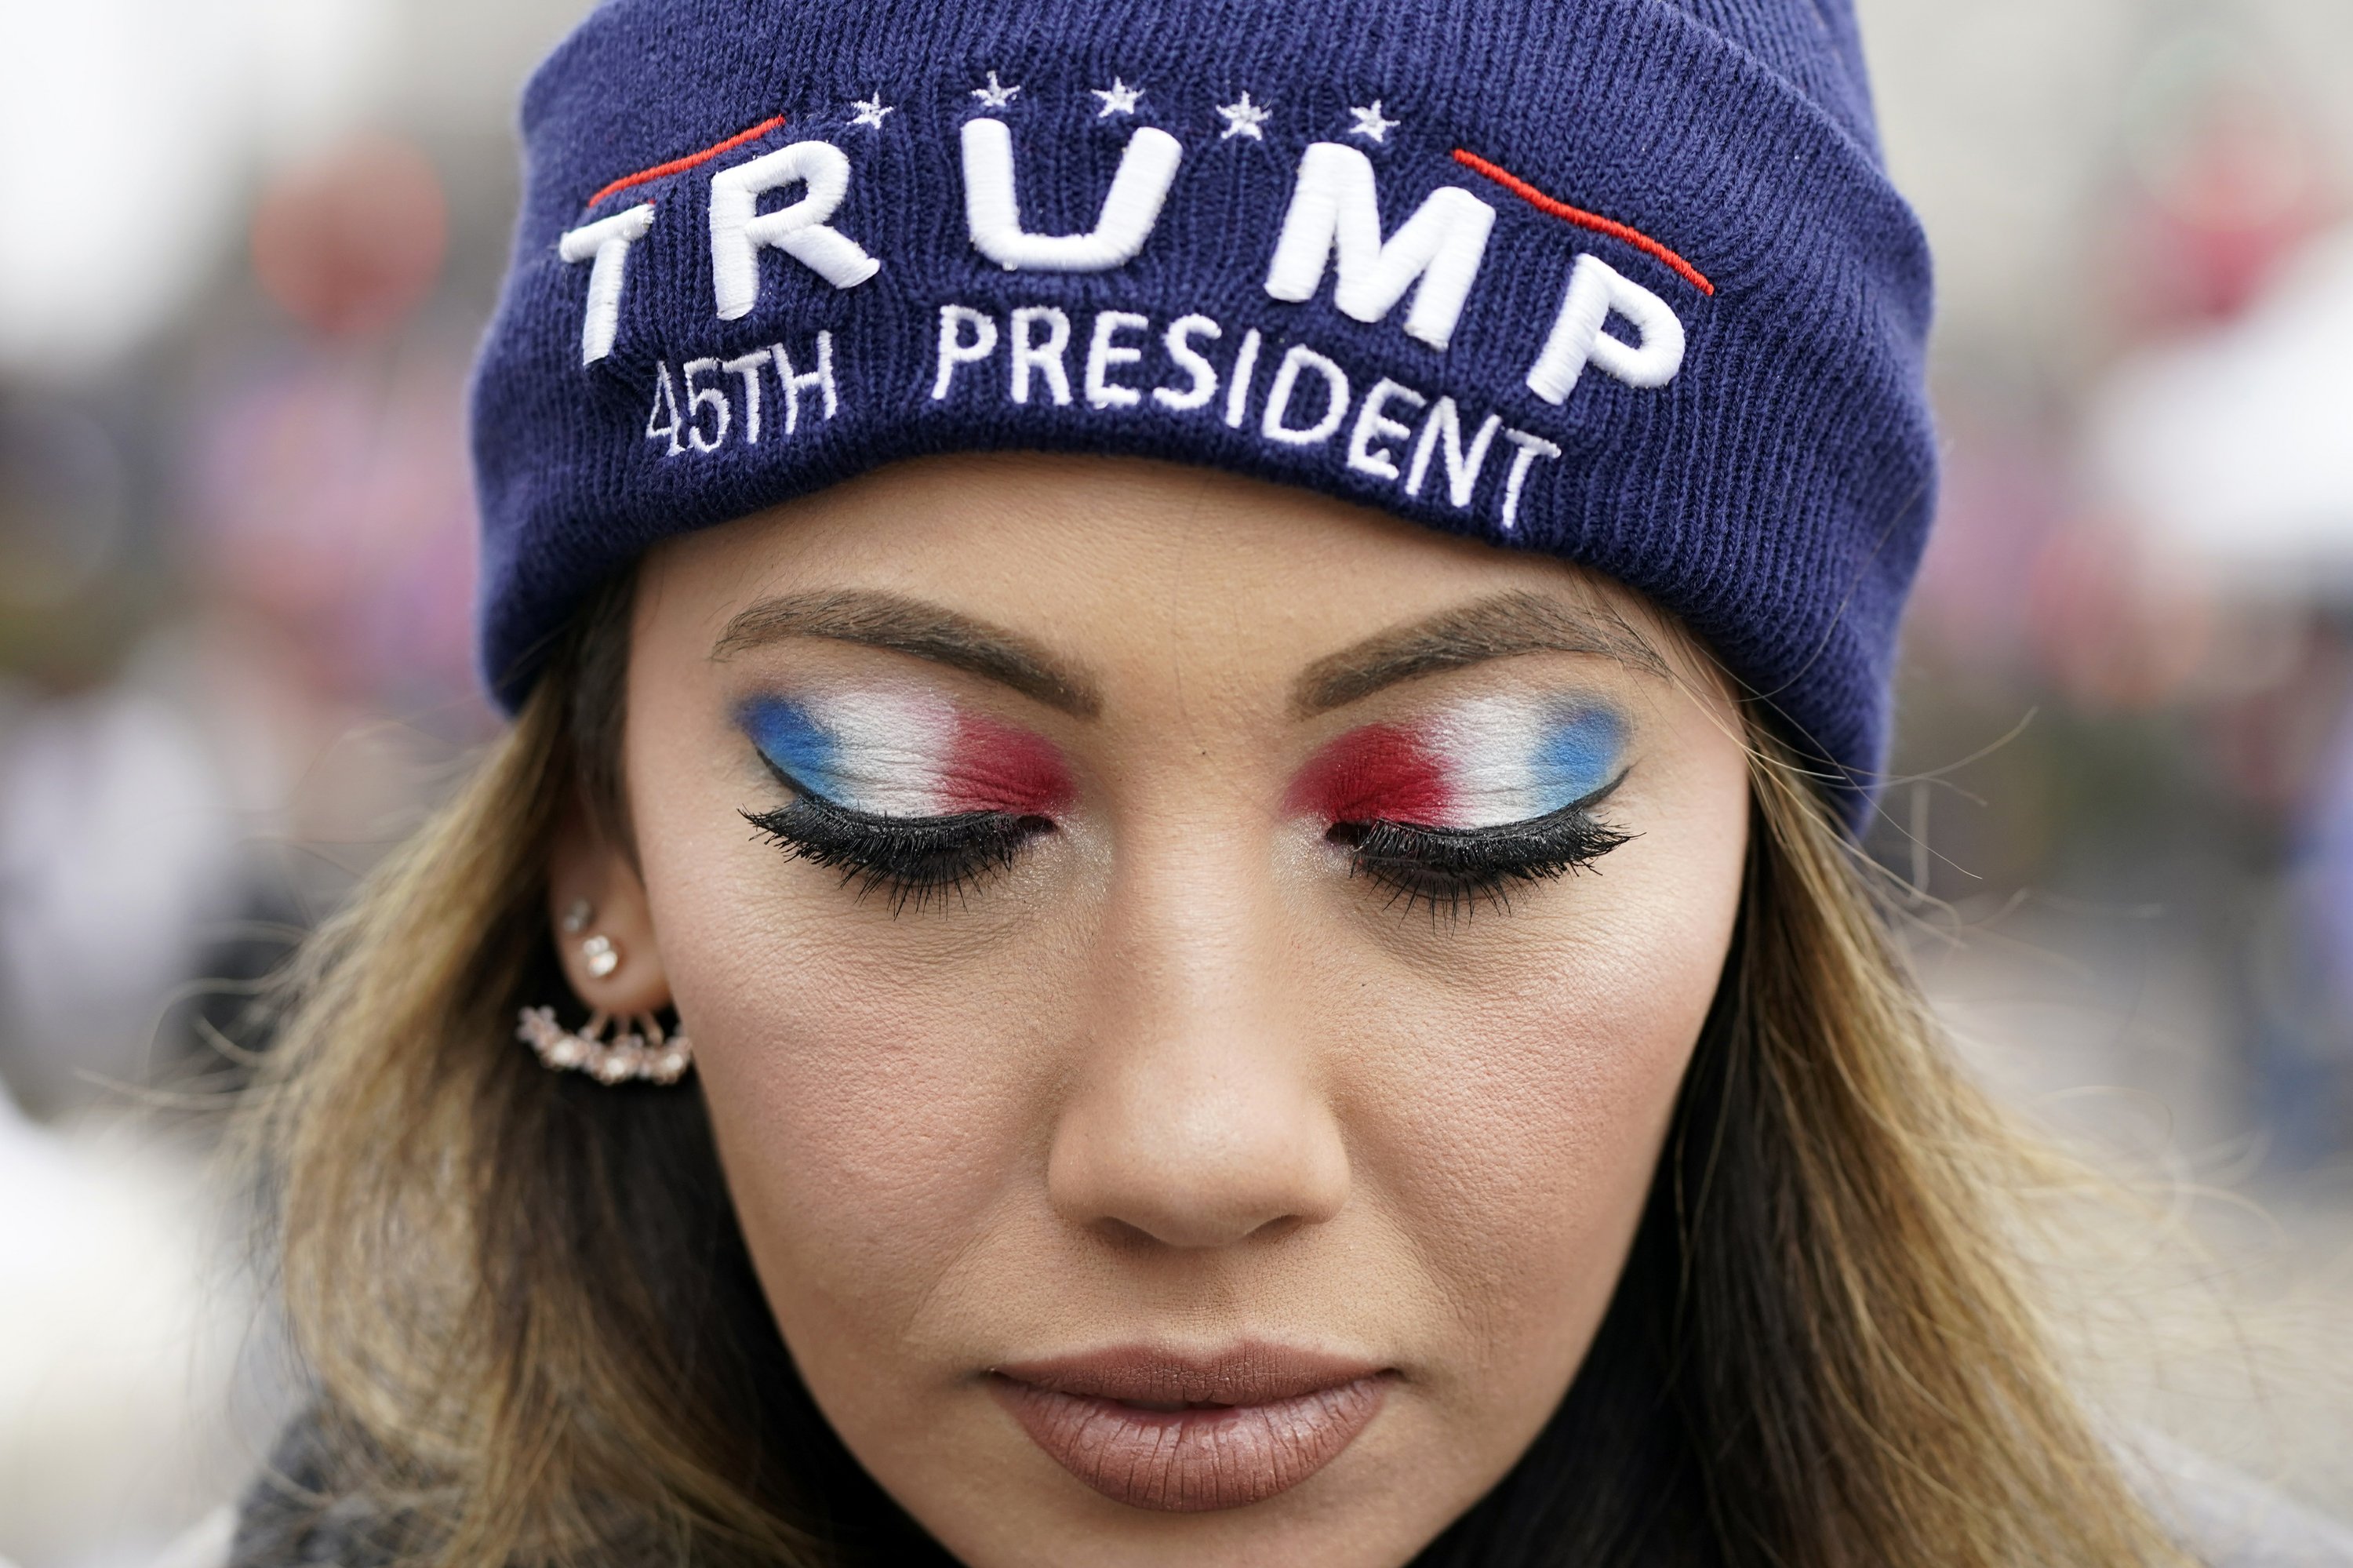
645, 452, 1715, 697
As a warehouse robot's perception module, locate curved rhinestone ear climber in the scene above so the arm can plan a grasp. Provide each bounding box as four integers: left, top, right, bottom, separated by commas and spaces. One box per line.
516, 1006, 693, 1086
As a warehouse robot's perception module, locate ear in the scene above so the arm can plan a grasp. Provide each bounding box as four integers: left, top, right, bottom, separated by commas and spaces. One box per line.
547, 801, 673, 1017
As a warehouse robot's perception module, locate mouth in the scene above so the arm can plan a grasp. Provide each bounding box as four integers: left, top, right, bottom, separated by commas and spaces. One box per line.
987, 1343, 1393, 1512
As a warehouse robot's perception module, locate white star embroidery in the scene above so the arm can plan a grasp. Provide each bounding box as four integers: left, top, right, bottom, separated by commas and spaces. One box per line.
1348, 100, 1399, 144
971, 71, 1021, 110
849, 95, 894, 130
1091, 77, 1144, 118
1217, 91, 1271, 140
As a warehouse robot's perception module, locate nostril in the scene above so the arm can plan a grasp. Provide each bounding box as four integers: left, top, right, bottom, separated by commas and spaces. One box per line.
1084, 1206, 1318, 1253
1094, 1216, 1164, 1252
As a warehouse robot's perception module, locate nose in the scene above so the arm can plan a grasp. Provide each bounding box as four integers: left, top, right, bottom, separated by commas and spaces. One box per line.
1046, 855, 1351, 1250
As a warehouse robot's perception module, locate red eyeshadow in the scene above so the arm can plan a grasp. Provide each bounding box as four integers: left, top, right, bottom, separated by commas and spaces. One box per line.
939, 712, 1078, 817
1287, 723, 1455, 826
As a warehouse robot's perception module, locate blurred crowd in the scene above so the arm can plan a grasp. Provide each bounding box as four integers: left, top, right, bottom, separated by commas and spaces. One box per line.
2, 0, 2350, 1563
1871, 8, 2353, 1176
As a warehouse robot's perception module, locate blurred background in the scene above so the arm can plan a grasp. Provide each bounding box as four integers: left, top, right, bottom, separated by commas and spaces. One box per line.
1, 0, 2348, 1562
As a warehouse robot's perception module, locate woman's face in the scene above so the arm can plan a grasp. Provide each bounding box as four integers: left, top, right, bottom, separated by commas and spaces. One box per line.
591, 453, 1749, 1566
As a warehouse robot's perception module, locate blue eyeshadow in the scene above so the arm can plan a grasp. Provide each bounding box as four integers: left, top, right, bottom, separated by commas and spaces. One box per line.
1535, 708, 1627, 803
737, 696, 843, 797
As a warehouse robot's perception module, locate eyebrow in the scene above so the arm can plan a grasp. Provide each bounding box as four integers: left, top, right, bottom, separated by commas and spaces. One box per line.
710, 589, 1103, 719
1292, 590, 1673, 717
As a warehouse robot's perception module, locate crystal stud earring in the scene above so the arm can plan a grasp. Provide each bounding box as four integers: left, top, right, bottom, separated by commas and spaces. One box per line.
561, 897, 594, 935
581, 933, 620, 979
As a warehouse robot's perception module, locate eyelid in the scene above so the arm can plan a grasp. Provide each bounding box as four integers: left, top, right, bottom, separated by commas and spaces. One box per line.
758, 755, 1036, 831
1289, 698, 1631, 831
758, 755, 850, 812
1351, 766, 1631, 831
735, 689, 1078, 820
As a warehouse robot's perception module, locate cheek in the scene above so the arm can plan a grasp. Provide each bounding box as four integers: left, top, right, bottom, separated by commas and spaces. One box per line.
1338, 837, 1741, 1392
638, 801, 1080, 1340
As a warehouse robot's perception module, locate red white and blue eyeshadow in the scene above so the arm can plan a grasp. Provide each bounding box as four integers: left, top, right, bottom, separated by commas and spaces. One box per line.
738, 689, 1075, 818
1288, 697, 1627, 829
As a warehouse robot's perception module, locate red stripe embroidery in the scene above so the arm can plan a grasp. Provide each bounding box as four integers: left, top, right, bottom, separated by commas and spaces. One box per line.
1450, 149, 1715, 297
586, 114, 788, 209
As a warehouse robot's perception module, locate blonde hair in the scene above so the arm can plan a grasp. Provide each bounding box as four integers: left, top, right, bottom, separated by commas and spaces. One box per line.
237, 575, 2195, 1566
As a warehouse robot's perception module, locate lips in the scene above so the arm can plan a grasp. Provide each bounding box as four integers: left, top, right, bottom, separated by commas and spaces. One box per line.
989, 1344, 1391, 1512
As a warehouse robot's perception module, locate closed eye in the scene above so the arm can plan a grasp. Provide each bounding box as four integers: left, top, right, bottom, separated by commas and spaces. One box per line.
742, 762, 1057, 915
1329, 777, 1633, 921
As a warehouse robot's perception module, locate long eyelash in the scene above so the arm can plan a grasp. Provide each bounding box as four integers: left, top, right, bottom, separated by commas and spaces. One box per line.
1327, 795, 1633, 923
741, 774, 1054, 915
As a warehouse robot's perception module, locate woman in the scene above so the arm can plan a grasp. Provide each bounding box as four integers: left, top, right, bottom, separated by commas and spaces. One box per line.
230, 2, 2329, 1563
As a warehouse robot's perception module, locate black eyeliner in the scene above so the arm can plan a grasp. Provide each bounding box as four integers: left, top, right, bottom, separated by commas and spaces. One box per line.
1328, 776, 1635, 920
743, 761, 1055, 915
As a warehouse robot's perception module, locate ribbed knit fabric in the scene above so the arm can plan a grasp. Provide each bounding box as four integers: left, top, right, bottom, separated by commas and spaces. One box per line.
473, 0, 1936, 813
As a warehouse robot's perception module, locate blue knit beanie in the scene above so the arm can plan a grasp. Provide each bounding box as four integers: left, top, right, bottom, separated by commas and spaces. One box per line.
472, 0, 1935, 813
